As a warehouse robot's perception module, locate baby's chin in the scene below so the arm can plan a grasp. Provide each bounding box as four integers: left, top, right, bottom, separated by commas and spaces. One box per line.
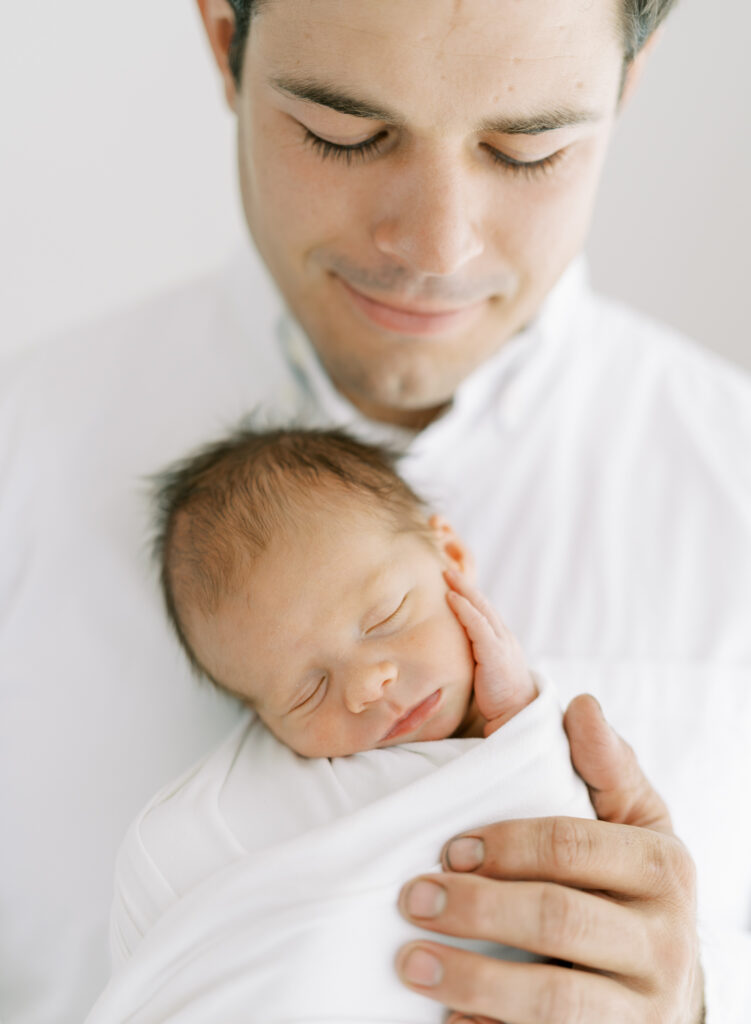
415, 689, 477, 743
449, 694, 485, 740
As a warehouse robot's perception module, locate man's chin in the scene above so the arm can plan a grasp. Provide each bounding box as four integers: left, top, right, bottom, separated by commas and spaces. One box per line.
318, 350, 467, 428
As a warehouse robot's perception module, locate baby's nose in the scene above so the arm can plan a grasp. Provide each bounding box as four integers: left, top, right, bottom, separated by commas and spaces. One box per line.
344, 661, 398, 714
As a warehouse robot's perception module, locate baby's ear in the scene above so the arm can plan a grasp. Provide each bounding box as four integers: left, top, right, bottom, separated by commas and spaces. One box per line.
428, 515, 476, 581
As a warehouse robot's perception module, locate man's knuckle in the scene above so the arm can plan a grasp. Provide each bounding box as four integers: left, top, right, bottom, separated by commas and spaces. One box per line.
671, 840, 698, 895
643, 836, 696, 900
449, 950, 497, 1007
546, 816, 593, 873
534, 969, 583, 1024
462, 879, 494, 933
537, 884, 580, 949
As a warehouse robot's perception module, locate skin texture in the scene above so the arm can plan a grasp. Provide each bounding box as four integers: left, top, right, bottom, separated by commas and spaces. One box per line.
186, 497, 534, 758
199, 0, 638, 428
195, 1, 704, 1019
396, 700, 704, 1023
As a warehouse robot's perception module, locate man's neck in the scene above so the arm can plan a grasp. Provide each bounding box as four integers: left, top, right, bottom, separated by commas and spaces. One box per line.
339, 387, 451, 432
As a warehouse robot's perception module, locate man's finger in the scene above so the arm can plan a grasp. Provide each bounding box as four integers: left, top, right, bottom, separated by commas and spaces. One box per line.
399, 872, 650, 975
440, 816, 692, 898
395, 942, 644, 1024
564, 694, 673, 833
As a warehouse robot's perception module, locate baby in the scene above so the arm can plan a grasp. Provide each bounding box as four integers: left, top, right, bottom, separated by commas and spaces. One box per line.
87, 426, 593, 1023
155, 425, 538, 757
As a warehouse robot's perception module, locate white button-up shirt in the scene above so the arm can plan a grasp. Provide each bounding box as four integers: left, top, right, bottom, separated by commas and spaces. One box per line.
1, 244, 749, 1022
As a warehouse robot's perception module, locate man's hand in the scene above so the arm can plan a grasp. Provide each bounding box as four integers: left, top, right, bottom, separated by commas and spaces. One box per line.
445, 569, 537, 736
397, 695, 704, 1023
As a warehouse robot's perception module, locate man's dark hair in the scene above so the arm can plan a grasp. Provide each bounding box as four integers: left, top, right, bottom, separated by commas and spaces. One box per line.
153, 426, 428, 685
225, 0, 679, 86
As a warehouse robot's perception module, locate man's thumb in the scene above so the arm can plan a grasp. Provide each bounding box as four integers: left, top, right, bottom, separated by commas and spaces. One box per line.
563, 694, 673, 834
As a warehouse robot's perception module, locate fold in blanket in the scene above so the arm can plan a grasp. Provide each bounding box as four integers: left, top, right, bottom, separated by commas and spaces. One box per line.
88, 674, 594, 1023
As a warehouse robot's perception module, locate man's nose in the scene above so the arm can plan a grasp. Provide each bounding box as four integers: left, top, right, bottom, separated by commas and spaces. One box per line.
371, 155, 484, 277
343, 660, 398, 714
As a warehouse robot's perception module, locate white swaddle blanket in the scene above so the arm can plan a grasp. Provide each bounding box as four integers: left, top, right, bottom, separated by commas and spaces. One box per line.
88, 674, 594, 1023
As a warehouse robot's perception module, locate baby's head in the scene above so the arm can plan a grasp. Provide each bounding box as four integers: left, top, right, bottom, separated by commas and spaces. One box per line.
154, 427, 476, 757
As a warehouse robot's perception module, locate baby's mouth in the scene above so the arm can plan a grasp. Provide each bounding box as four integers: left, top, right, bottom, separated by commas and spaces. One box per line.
380, 690, 442, 742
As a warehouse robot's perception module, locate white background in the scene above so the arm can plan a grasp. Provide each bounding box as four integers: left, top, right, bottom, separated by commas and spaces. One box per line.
1, 1, 749, 370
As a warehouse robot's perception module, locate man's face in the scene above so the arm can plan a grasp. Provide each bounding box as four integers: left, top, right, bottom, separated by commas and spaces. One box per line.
233, 0, 625, 426
186, 495, 476, 758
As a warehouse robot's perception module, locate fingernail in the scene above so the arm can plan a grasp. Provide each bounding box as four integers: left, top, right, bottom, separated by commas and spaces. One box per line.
445, 836, 484, 871
590, 695, 605, 717
591, 695, 617, 734
405, 879, 446, 918
401, 947, 443, 987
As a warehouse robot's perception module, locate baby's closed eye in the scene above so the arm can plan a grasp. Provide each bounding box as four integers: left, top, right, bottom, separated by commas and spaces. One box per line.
289, 674, 328, 713
364, 593, 409, 635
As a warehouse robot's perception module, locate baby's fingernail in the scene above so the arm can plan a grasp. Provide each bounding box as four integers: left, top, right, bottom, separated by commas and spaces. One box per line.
445, 836, 484, 871
400, 947, 443, 987
404, 879, 446, 918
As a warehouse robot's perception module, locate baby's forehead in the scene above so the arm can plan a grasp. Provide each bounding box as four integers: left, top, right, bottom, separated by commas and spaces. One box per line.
244, 500, 428, 586
278, 481, 419, 540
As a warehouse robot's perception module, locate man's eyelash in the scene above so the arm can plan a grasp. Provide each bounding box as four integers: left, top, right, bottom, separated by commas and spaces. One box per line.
303, 126, 564, 179
484, 145, 565, 178
303, 128, 387, 164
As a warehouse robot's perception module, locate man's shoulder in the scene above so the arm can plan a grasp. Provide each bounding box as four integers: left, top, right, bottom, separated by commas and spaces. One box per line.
6, 270, 225, 382
576, 291, 751, 444
567, 292, 751, 510
586, 291, 750, 397
0, 264, 288, 469
6, 265, 275, 390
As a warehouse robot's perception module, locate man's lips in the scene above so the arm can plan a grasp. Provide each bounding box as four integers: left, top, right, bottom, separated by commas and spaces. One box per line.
380, 689, 442, 742
336, 277, 487, 337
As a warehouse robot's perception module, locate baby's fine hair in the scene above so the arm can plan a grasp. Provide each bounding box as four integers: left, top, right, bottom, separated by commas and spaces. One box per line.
152, 426, 428, 685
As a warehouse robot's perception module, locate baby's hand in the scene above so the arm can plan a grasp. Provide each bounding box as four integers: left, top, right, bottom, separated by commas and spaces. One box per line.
445, 569, 537, 737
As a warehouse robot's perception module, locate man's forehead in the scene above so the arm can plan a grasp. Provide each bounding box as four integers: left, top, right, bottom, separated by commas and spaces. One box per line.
254, 0, 624, 124
256, 0, 621, 55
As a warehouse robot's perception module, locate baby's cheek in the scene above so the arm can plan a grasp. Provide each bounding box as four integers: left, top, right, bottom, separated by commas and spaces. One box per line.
289, 708, 371, 759
408, 613, 473, 682
439, 605, 474, 664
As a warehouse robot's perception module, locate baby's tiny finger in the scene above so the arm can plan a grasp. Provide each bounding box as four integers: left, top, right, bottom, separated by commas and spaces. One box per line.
446, 591, 499, 653
444, 571, 506, 638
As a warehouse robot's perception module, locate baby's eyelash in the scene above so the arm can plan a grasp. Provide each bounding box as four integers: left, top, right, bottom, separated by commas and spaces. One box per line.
367, 594, 408, 634
292, 675, 327, 712
303, 128, 387, 164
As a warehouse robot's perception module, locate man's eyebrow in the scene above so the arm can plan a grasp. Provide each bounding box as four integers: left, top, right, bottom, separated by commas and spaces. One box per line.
478, 107, 602, 135
271, 76, 405, 125
271, 76, 600, 137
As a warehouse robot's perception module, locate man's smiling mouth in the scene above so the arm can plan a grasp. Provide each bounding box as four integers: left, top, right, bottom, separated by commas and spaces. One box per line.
336, 277, 487, 337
